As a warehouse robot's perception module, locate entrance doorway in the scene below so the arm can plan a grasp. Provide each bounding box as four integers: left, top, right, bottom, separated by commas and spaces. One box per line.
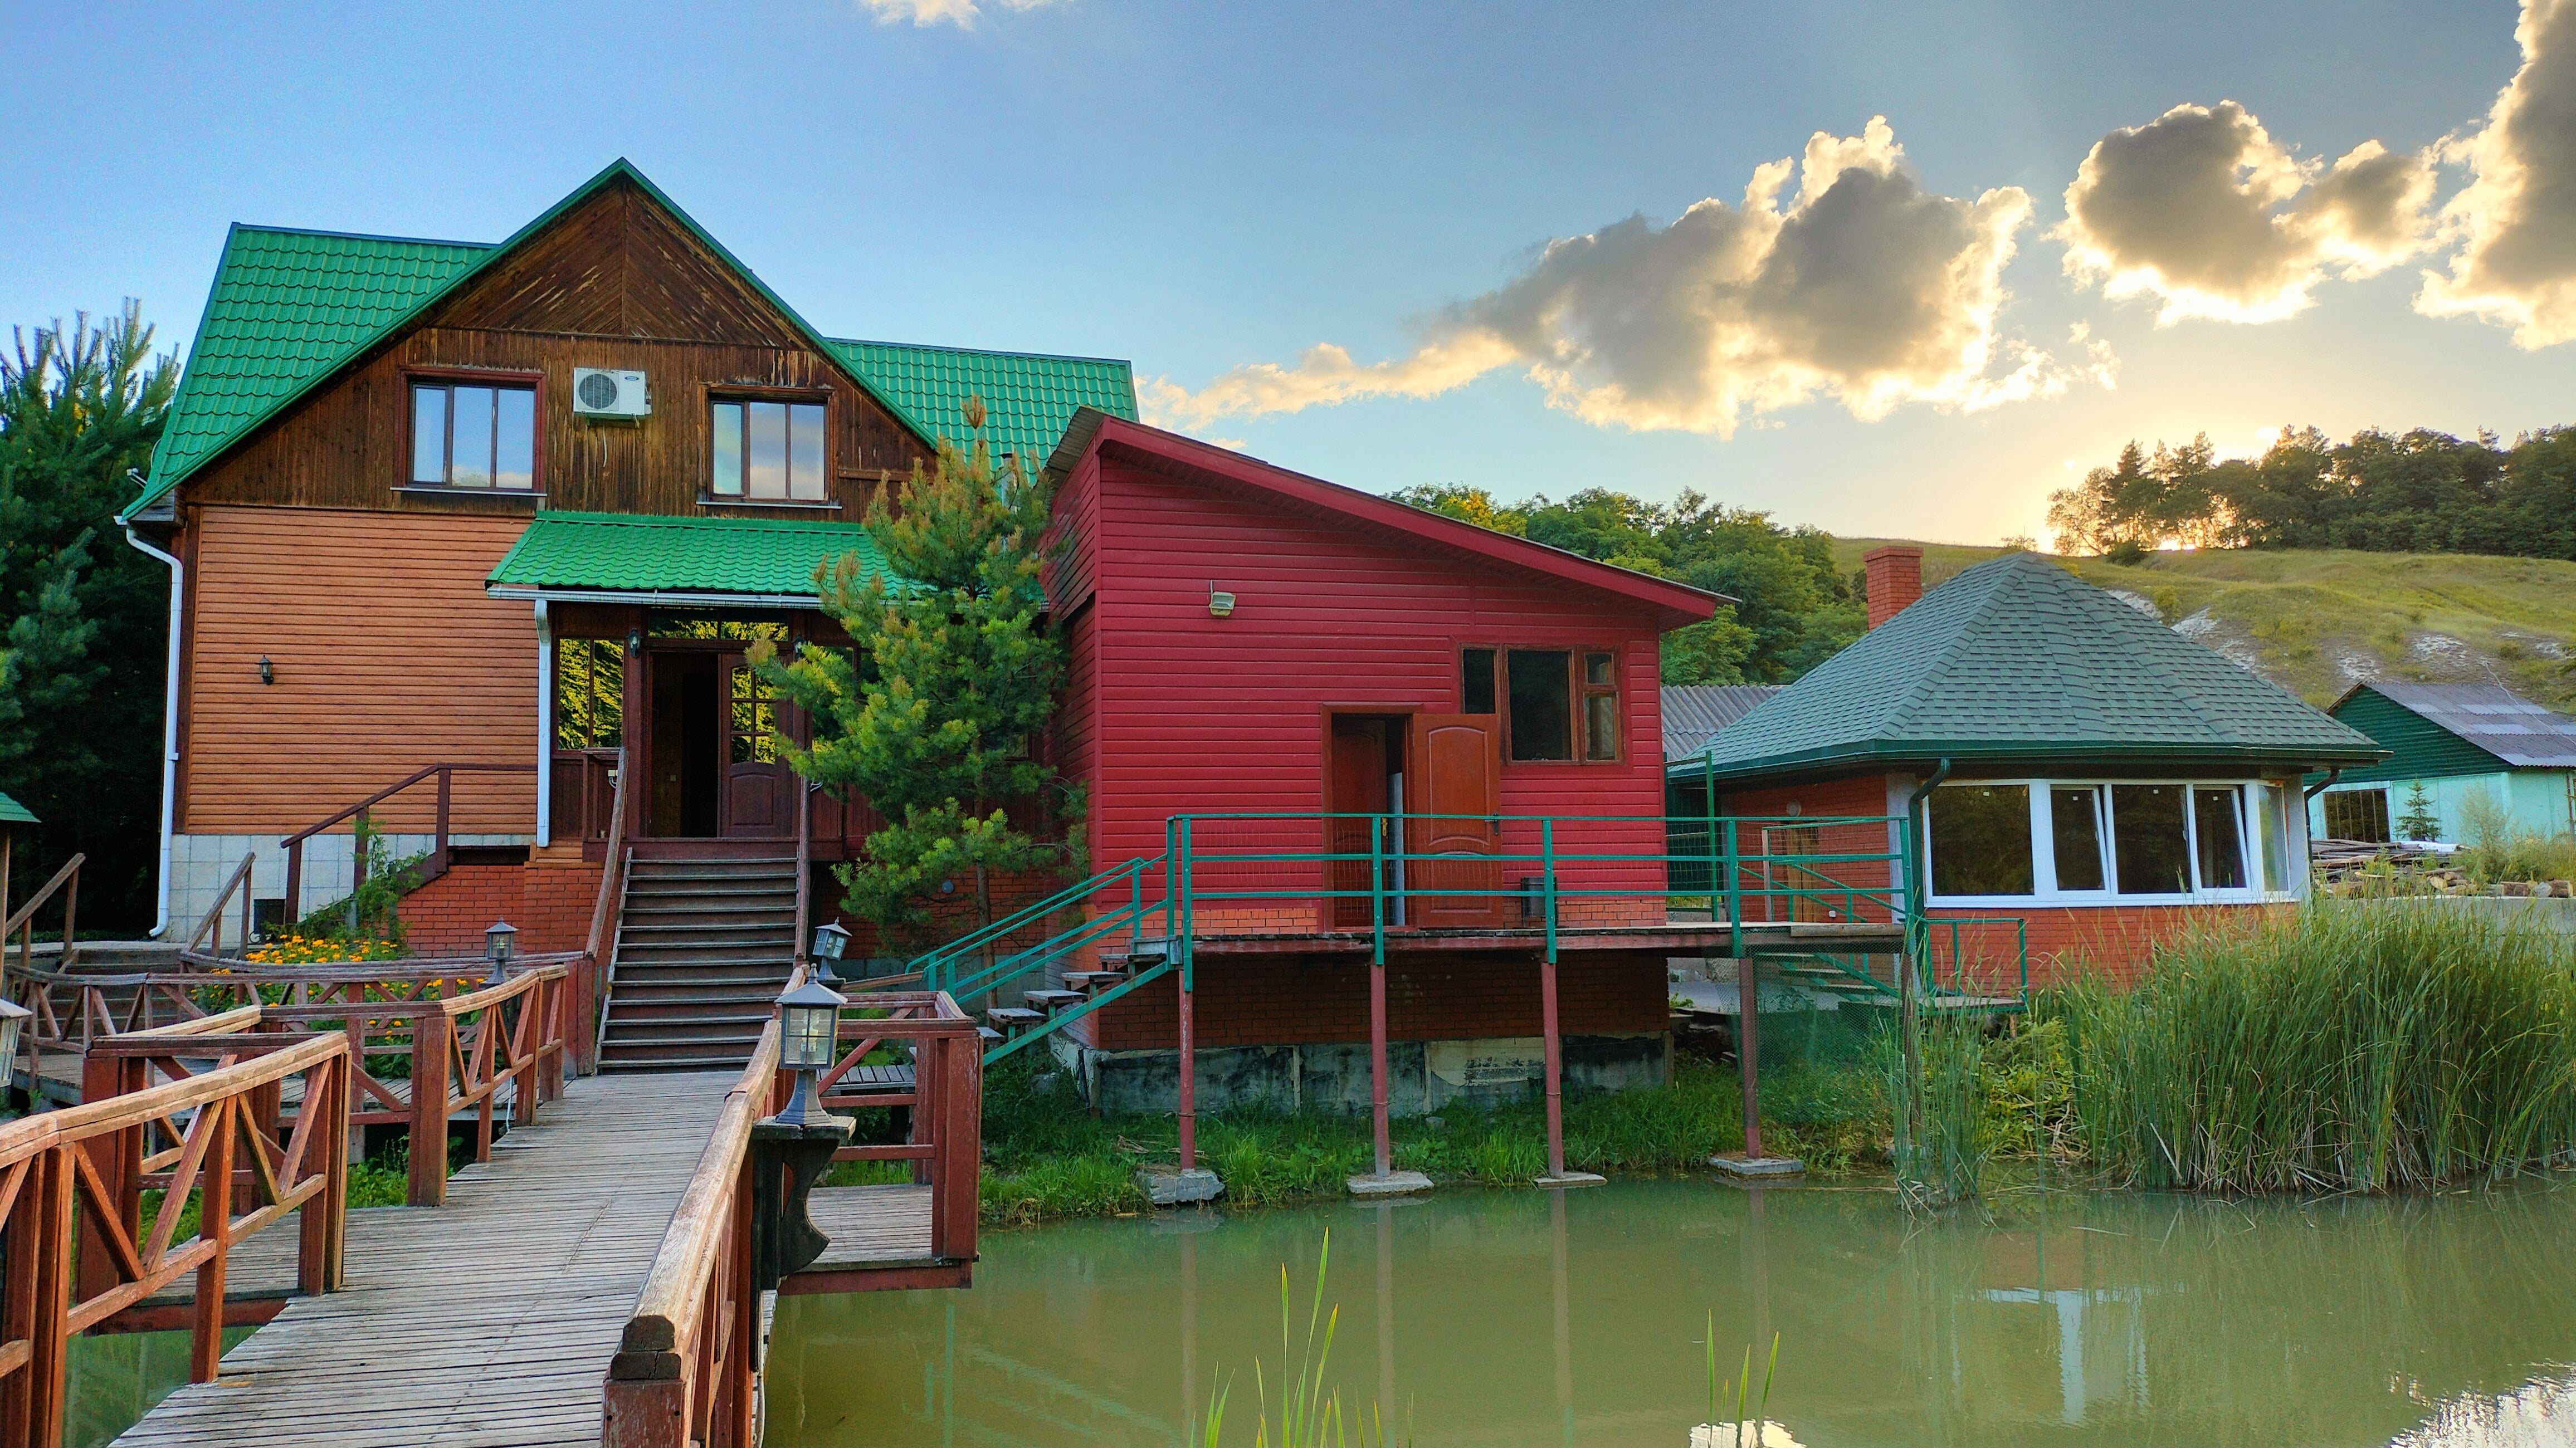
1328, 715, 1407, 927
648, 653, 721, 836
637, 622, 798, 839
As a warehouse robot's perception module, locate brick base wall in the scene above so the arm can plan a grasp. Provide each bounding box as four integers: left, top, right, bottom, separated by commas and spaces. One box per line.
1080, 951, 1667, 1051
398, 858, 602, 958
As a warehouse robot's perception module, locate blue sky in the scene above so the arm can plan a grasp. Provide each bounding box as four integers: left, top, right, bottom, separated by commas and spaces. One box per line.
6, 0, 2567, 544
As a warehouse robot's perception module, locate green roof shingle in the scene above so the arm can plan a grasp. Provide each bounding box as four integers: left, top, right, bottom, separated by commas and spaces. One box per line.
486, 511, 891, 599
0, 791, 36, 825
1676, 552, 2387, 782
128, 160, 1137, 517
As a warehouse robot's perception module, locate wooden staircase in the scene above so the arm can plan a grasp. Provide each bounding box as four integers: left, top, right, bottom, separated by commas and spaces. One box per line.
597, 855, 801, 1072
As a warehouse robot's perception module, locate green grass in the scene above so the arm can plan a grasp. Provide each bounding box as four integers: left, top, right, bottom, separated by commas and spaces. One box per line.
1831, 538, 2576, 711
976, 1051, 1890, 1226
2049, 898, 2576, 1192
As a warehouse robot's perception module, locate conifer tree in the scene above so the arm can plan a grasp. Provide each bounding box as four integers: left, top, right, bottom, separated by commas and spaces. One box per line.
2396, 780, 2442, 843
754, 397, 1078, 951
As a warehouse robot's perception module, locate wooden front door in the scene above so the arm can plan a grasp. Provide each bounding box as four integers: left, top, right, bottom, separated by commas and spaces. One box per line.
1404, 713, 1509, 928
720, 652, 791, 836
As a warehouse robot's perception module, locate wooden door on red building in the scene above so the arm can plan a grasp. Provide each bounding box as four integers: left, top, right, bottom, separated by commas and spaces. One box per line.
1404, 713, 1508, 928
720, 652, 791, 836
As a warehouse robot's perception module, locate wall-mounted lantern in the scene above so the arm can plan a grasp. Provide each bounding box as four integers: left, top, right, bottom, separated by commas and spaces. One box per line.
1208, 586, 1236, 618
258, 656, 275, 685
626, 628, 643, 657
809, 921, 852, 986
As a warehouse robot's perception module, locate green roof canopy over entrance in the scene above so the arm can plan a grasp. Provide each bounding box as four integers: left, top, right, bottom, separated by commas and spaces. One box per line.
1674, 552, 2388, 784
486, 511, 899, 605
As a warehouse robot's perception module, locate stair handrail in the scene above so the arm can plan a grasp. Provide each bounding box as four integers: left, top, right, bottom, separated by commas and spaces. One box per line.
185, 850, 258, 957
942, 887, 1162, 1005
278, 761, 539, 921
576, 747, 630, 1075
3, 852, 83, 981
792, 777, 814, 971
911, 854, 1164, 997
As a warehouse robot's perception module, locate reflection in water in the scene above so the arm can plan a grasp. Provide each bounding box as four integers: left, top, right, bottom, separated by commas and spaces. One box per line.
768, 1178, 2576, 1448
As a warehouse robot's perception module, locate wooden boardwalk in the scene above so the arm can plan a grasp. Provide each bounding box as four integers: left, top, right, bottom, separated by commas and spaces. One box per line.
113, 1070, 731, 1448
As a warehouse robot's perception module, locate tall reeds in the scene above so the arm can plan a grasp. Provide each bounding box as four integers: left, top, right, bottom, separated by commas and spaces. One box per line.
2053, 898, 2576, 1191
1882, 1016, 1992, 1207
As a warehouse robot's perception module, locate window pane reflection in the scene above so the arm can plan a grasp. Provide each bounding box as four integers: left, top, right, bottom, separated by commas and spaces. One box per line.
790, 403, 826, 500
748, 402, 788, 499
2051, 787, 2105, 891
2194, 787, 2247, 890
710, 402, 743, 495
495, 388, 535, 490
1506, 649, 1572, 760
1583, 693, 1618, 760
1930, 784, 2034, 896
411, 386, 446, 483
450, 387, 495, 487
2112, 785, 2190, 894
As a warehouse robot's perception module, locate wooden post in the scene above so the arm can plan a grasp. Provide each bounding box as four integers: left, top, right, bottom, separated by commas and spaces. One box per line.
0, 1150, 37, 1442
936, 1034, 980, 1264
76, 1053, 143, 1304
28, 1149, 75, 1448
58, 863, 77, 973
284, 838, 301, 927
409, 1008, 452, 1207
1738, 955, 1764, 1161
1177, 972, 1197, 1175
1541, 953, 1565, 1180
1369, 957, 1390, 1179
192, 1098, 236, 1383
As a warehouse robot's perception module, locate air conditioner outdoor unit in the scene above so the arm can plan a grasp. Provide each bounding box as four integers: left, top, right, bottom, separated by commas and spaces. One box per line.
571, 368, 651, 418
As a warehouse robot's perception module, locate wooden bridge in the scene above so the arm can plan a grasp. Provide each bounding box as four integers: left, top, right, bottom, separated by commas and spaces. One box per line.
0, 977, 982, 1448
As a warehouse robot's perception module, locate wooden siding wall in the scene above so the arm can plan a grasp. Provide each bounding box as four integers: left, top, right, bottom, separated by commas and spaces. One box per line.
182, 179, 934, 519
2325, 688, 2509, 785
183, 507, 536, 833
1081, 454, 1671, 879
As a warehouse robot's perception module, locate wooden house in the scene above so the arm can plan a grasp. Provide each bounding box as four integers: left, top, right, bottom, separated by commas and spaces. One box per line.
1672, 547, 2388, 988
2306, 683, 2576, 845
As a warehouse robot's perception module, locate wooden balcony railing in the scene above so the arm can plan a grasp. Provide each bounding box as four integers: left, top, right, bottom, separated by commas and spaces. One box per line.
2, 852, 82, 980
279, 763, 537, 923
0, 1033, 351, 1445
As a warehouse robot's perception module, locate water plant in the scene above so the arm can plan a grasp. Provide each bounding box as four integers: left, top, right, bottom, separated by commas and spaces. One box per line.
1194, 1231, 1408, 1447
2053, 898, 2576, 1191
1882, 1015, 1992, 1209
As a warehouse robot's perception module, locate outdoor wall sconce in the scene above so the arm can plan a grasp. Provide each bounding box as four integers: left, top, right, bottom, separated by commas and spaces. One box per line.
258, 655, 275, 685
485, 919, 517, 980
752, 977, 856, 1291
809, 920, 852, 986
625, 628, 643, 657
1208, 587, 1237, 618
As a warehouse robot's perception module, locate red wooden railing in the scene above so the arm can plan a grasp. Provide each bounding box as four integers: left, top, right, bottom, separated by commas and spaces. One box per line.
0, 1034, 351, 1445
2, 853, 82, 981
184, 852, 258, 958
279, 763, 537, 923
576, 749, 630, 1077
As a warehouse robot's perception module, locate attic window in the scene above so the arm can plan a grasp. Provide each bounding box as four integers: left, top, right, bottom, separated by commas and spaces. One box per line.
711, 399, 828, 501
411, 381, 535, 490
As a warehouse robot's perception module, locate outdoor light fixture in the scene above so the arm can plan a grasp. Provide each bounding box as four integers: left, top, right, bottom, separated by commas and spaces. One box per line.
772, 978, 849, 1127
258, 656, 274, 685
809, 921, 852, 986
485, 919, 518, 979
626, 628, 643, 657
0, 997, 28, 1084
1208, 587, 1236, 618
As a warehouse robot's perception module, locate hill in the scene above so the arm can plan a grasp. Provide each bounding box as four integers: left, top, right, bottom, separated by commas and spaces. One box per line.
1828, 539, 2576, 713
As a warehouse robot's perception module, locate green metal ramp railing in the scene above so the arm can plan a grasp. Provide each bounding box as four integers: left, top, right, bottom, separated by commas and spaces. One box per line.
910, 854, 1175, 1065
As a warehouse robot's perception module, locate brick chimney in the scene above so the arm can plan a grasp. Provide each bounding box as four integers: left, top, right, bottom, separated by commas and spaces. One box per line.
1863, 546, 1924, 628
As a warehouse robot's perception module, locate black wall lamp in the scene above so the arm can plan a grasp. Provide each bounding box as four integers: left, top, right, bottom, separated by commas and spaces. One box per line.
626, 628, 643, 657
258, 655, 275, 685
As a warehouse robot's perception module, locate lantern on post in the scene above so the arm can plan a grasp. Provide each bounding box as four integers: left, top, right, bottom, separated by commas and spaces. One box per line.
485, 920, 518, 980
772, 978, 848, 1128
809, 921, 852, 986
0, 996, 29, 1090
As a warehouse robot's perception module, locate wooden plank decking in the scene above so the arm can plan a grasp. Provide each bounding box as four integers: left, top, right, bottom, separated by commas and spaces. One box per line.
108, 1070, 948, 1447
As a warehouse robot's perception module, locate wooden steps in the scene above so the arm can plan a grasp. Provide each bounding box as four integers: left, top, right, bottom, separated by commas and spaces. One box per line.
597, 855, 799, 1073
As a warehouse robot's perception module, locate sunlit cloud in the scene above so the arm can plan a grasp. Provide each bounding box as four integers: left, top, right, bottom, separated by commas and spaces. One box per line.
853, 0, 1060, 27
1144, 118, 2100, 439
2057, 101, 2436, 324
2417, 0, 2576, 346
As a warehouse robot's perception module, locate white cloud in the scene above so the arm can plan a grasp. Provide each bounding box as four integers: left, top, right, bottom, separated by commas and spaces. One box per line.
2057, 101, 2435, 324
854, 0, 1059, 27
2417, 0, 2576, 346
1144, 118, 2091, 438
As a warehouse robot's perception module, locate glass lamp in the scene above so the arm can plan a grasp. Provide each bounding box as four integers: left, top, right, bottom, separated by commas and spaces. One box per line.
773, 978, 848, 1127
0, 996, 28, 1086
809, 921, 852, 985
485, 919, 517, 981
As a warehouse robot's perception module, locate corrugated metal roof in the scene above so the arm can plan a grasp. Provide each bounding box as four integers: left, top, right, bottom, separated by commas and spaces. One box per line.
130, 161, 1138, 516
2350, 683, 2576, 769
1662, 685, 1783, 761
1678, 552, 2387, 781
486, 511, 891, 599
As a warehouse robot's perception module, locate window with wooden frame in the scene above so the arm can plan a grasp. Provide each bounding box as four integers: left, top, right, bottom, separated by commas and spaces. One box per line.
409, 376, 538, 490
1464, 646, 1622, 763
709, 396, 829, 502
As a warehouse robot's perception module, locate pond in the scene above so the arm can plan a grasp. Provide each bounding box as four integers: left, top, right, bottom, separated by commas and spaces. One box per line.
768, 1177, 2576, 1447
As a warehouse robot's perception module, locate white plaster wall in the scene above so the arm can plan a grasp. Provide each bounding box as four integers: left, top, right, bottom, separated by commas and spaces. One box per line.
2309, 771, 2576, 844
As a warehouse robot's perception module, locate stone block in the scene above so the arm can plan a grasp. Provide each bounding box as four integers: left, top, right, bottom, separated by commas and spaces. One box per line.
1345, 1170, 1433, 1197
1138, 1167, 1224, 1207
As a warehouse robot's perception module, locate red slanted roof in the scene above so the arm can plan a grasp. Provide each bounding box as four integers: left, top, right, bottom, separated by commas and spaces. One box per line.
1047, 410, 1721, 632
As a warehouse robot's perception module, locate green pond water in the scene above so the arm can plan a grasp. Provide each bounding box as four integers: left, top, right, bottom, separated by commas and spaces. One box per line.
768, 1178, 2576, 1448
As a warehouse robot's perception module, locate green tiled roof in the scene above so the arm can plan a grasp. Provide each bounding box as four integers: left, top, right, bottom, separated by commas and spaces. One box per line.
0, 791, 35, 825
128, 159, 1136, 516
824, 340, 1138, 468
486, 511, 894, 599
1675, 553, 2388, 782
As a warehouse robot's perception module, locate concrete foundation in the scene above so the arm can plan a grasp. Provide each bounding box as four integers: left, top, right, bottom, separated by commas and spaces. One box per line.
1066, 1030, 1671, 1117
1346, 1170, 1433, 1197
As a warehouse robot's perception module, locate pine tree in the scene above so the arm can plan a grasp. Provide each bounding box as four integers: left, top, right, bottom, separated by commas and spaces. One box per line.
754, 397, 1079, 951
2396, 780, 2441, 842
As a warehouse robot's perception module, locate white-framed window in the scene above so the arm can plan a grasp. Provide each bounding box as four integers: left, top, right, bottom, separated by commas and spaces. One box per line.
2319, 785, 2392, 844
1924, 777, 2300, 906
